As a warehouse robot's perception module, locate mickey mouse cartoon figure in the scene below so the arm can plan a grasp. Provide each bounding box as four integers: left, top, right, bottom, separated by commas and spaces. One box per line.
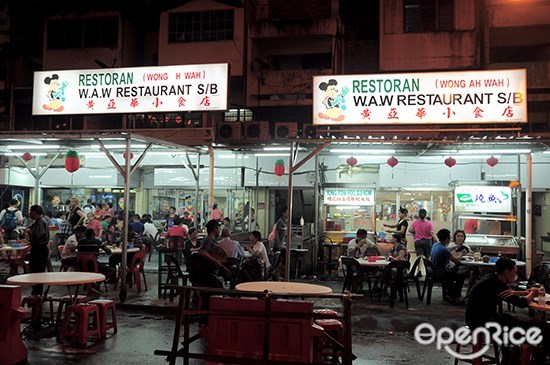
43, 74, 68, 112
318, 79, 349, 122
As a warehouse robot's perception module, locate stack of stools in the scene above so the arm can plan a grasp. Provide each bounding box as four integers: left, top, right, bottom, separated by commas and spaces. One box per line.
55, 294, 88, 324
313, 308, 344, 363
88, 299, 117, 338
60, 303, 101, 346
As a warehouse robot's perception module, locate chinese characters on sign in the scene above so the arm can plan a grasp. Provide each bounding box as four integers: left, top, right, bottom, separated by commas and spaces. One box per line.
32, 63, 228, 115
323, 189, 375, 206
454, 186, 512, 214
313, 69, 527, 125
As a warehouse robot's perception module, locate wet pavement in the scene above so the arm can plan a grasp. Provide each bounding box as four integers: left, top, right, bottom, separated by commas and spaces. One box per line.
14, 255, 537, 364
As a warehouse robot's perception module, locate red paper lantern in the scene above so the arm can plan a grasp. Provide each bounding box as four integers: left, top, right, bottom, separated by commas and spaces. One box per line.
387, 156, 398, 168
346, 156, 358, 167
486, 156, 499, 167
123, 152, 134, 160
65, 150, 81, 173
22, 152, 33, 162
444, 157, 456, 168
274, 159, 285, 178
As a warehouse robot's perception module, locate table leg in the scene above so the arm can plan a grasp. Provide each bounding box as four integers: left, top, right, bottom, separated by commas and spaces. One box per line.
158, 251, 163, 299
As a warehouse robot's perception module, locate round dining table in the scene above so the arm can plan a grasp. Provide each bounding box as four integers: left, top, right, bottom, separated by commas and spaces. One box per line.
235, 281, 333, 295
460, 258, 526, 268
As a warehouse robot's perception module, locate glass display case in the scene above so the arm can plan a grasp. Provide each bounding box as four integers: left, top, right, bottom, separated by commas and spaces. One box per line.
464, 234, 520, 257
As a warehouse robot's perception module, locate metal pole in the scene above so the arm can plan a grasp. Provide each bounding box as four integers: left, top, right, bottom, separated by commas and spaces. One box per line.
285, 142, 295, 281
516, 155, 521, 246
314, 154, 319, 271
525, 153, 532, 275
34, 156, 40, 204
195, 153, 200, 228
120, 136, 131, 299
209, 146, 214, 220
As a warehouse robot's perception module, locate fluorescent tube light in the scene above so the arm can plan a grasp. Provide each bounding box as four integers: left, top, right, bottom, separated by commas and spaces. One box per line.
335, 206, 361, 210
330, 148, 396, 154
254, 153, 287, 157
457, 149, 530, 155
4, 152, 48, 156
7, 144, 61, 150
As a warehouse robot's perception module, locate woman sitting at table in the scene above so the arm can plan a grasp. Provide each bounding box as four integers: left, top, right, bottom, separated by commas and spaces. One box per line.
448, 230, 471, 257
388, 233, 409, 261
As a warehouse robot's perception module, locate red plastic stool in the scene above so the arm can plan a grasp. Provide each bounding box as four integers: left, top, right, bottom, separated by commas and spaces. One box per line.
60, 303, 101, 346
313, 308, 340, 319
55, 295, 88, 323
454, 326, 499, 365
88, 299, 117, 338
21, 295, 55, 325
315, 318, 345, 363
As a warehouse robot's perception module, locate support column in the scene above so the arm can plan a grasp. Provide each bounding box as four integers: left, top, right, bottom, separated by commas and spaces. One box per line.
209, 146, 214, 218
525, 153, 532, 275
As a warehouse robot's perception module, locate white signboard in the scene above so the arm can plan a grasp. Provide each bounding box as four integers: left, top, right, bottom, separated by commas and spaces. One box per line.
324, 188, 375, 206
313, 69, 527, 125
454, 186, 512, 213
32, 63, 228, 115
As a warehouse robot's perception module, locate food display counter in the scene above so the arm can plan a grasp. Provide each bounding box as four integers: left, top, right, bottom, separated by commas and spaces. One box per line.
465, 234, 520, 257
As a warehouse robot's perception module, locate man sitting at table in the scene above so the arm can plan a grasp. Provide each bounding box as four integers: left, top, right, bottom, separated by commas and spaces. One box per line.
61, 225, 86, 267
347, 228, 377, 258
77, 228, 115, 283
466, 257, 550, 362
431, 228, 468, 304
217, 227, 244, 259
165, 217, 188, 248
129, 214, 145, 235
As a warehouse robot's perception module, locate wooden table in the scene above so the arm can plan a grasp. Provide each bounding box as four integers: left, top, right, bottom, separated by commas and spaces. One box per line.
236, 281, 333, 295
529, 294, 550, 313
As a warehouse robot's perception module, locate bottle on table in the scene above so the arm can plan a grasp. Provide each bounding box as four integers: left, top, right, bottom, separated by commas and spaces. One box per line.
497, 251, 502, 258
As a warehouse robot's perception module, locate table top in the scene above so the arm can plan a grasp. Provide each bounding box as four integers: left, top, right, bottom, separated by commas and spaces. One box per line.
107, 247, 140, 254
0, 245, 29, 251
7, 272, 105, 286
460, 258, 526, 267
236, 281, 333, 295
357, 258, 389, 267
529, 294, 550, 312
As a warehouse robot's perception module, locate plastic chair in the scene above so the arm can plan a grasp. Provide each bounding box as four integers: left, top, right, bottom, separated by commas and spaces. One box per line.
116, 251, 147, 293
163, 254, 189, 300
405, 256, 424, 300
266, 251, 281, 281
341, 256, 373, 300
8, 245, 31, 276
224, 257, 243, 289
379, 260, 411, 308
77, 252, 108, 293
421, 257, 453, 305
453, 326, 500, 365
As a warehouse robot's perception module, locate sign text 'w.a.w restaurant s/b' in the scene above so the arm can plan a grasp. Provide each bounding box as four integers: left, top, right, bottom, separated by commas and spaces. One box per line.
32, 63, 228, 115
313, 69, 527, 125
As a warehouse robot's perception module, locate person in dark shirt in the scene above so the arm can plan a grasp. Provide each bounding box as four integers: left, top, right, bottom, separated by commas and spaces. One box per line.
77, 228, 114, 281
129, 214, 145, 235
190, 219, 230, 288
466, 257, 538, 329
430, 228, 468, 304
26, 205, 50, 295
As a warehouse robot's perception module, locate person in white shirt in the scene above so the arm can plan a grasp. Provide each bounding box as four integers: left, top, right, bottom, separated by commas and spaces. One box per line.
347, 228, 376, 258
217, 227, 245, 259
61, 225, 86, 267
248, 230, 270, 270
141, 214, 159, 239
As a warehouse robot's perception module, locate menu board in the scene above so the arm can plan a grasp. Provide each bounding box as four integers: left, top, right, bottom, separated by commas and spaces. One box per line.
323, 188, 375, 206
454, 186, 512, 213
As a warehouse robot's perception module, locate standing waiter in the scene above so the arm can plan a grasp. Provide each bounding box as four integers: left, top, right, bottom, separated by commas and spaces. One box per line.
25, 205, 50, 295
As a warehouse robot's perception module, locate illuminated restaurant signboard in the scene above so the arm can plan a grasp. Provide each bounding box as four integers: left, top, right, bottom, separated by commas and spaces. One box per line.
32, 63, 228, 115
454, 186, 512, 214
313, 69, 526, 125
324, 188, 375, 206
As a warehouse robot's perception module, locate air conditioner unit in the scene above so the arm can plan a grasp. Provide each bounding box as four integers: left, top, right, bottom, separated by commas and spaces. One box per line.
244, 121, 270, 142
216, 122, 243, 143
301, 124, 318, 139
274, 122, 298, 140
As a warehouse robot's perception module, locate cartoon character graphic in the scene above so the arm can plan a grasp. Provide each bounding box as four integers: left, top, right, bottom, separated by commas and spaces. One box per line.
42, 74, 68, 112
318, 79, 349, 122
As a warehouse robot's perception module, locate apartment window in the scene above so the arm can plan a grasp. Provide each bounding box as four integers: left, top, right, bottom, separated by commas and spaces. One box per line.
224, 109, 253, 122
404, 0, 453, 33
168, 10, 234, 43
47, 17, 118, 49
